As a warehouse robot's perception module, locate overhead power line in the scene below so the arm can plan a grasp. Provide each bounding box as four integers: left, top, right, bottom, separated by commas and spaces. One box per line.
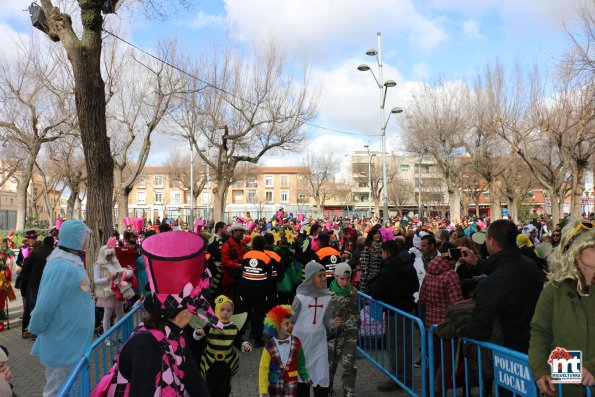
102, 29, 381, 138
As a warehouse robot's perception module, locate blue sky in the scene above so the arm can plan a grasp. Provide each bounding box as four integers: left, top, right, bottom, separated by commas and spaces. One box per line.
0, 0, 590, 165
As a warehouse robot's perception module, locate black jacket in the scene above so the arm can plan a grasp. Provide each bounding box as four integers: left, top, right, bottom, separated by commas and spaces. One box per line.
21, 244, 54, 293
368, 254, 419, 313
464, 247, 543, 353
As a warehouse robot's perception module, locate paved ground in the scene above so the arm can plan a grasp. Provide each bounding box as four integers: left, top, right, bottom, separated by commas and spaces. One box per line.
3, 292, 419, 397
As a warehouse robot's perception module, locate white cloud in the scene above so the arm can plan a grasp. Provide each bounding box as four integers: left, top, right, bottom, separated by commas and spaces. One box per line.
429, 0, 590, 32
211, 0, 447, 59
189, 11, 225, 29
413, 62, 430, 79
462, 19, 483, 39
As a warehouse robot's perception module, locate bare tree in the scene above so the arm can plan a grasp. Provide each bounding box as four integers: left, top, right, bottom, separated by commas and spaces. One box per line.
171, 41, 318, 221
352, 155, 398, 215
34, 0, 198, 265
461, 166, 489, 218
559, 4, 594, 86
43, 135, 86, 219
163, 150, 208, 202
0, 37, 71, 230
402, 81, 470, 221
301, 153, 337, 216
464, 62, 513, 220
108, 41, 186, 228
34, 159, 66, 226
387, 178, 414, 215
497, 160, 538, 222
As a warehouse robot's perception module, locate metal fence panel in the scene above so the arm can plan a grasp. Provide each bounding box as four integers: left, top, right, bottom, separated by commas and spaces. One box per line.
357, 291, 427, 396
428, 324, 593, 397
57, 303, 144, 397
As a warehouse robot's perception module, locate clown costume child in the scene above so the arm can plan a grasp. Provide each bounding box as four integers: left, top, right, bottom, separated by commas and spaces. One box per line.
259, 305, 310, 397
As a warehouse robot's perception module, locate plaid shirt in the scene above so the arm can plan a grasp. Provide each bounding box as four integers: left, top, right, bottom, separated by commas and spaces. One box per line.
419, 256, 463, 330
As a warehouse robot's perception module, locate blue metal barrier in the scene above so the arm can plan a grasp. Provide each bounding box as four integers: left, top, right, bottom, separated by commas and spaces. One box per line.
357, 291, 427, 396
57, 303, 145, 397
428, 324, 593, 397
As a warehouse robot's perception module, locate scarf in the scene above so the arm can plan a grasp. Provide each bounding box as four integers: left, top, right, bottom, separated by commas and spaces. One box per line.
330, 279, 352, 296
369, 240, 382, 254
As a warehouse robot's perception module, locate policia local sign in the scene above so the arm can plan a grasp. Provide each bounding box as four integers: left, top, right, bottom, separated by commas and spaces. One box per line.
493, 351, 538, 396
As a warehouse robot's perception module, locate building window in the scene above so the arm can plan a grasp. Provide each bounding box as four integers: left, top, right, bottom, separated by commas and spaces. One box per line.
137, 176, 147, 188
265, 175, 274, 188
201, 192, 209, 203
154, 175, 163, 188
525, 191, 535, 199
247, 190, 257, 203
232, 190, 244, 203
232, 180, 244, 188
170, 191, 182, 204
482, 192, 490, 198
280, 175, 289, 187
247, 177, 258, 188
155, 192, 163, 204
137, 191, 146, 204
400, 164, 410, 171
280, 191, 288, 203
265, 191, 273, 202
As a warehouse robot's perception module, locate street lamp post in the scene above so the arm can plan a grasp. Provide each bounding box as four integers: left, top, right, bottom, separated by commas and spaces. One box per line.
364, 145, 373, 217
418, 154, 423, 217
190, 141, 195, 228
358, 32, 403, 221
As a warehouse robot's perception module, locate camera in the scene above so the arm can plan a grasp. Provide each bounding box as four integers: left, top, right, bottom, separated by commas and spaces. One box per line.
448, 248, 462, 261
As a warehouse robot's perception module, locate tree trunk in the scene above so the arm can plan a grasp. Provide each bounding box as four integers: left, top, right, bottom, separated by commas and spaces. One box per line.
475, 204, 480, 218
69, 36, 114, 265
448, 188, 462, 222
76, 195, 83, 220
489, 180, 502, 221
66, 187, 78, 219
113, 166, 130, 233
213, 179, 231, 223
570, 164, 586, 217
374, 200, 381, 218
15, 176, 30, 230
15, 142, 41, 230
509, 198, 519, 222
549, 190, 561, 226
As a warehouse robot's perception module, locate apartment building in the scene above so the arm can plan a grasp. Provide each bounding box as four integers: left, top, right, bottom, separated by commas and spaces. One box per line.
126, 165, 310, 222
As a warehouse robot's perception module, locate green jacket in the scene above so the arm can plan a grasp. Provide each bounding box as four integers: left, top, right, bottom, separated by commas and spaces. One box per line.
529, 281, 594, 395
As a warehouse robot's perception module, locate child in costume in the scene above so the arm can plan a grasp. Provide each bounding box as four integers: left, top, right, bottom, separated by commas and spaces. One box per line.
259, 305, 310, 397
292, 261, 341, 397
0, 237, 16, 320
93, 231, 220, 397
93, 237, 126, 343
328, 263, 361, 397
193, 294, 253, 397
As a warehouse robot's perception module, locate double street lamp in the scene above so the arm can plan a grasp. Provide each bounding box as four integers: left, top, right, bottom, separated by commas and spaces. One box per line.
358, 32, 403, 220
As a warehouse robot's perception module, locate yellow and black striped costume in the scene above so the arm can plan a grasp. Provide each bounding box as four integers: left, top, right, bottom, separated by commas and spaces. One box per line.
199, 322, 241, 377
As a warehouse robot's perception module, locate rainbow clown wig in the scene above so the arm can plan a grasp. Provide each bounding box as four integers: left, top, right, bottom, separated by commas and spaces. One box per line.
263, 305, 292, 339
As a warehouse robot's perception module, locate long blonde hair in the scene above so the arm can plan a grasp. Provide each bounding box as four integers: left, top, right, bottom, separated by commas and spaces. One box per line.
547, 219, 595, 295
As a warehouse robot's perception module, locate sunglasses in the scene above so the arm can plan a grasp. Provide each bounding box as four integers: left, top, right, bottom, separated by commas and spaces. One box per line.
552, 233, 561, 237
562, 221, 592, 252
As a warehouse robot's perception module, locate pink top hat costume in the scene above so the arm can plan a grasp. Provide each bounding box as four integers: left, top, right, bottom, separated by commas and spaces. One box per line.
141, 231, 222, 327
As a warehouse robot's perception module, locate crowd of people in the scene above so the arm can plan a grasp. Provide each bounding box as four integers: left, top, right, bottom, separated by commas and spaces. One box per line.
0, 209, 592, 397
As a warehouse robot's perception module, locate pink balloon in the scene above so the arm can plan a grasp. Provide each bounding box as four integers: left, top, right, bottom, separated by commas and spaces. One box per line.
297, 213, 305, 222
325, 221, 332, 231
123, 217, 132, 227
55, 218, 64, 230
247, 220, 256, 232
133, 218, 144, 233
